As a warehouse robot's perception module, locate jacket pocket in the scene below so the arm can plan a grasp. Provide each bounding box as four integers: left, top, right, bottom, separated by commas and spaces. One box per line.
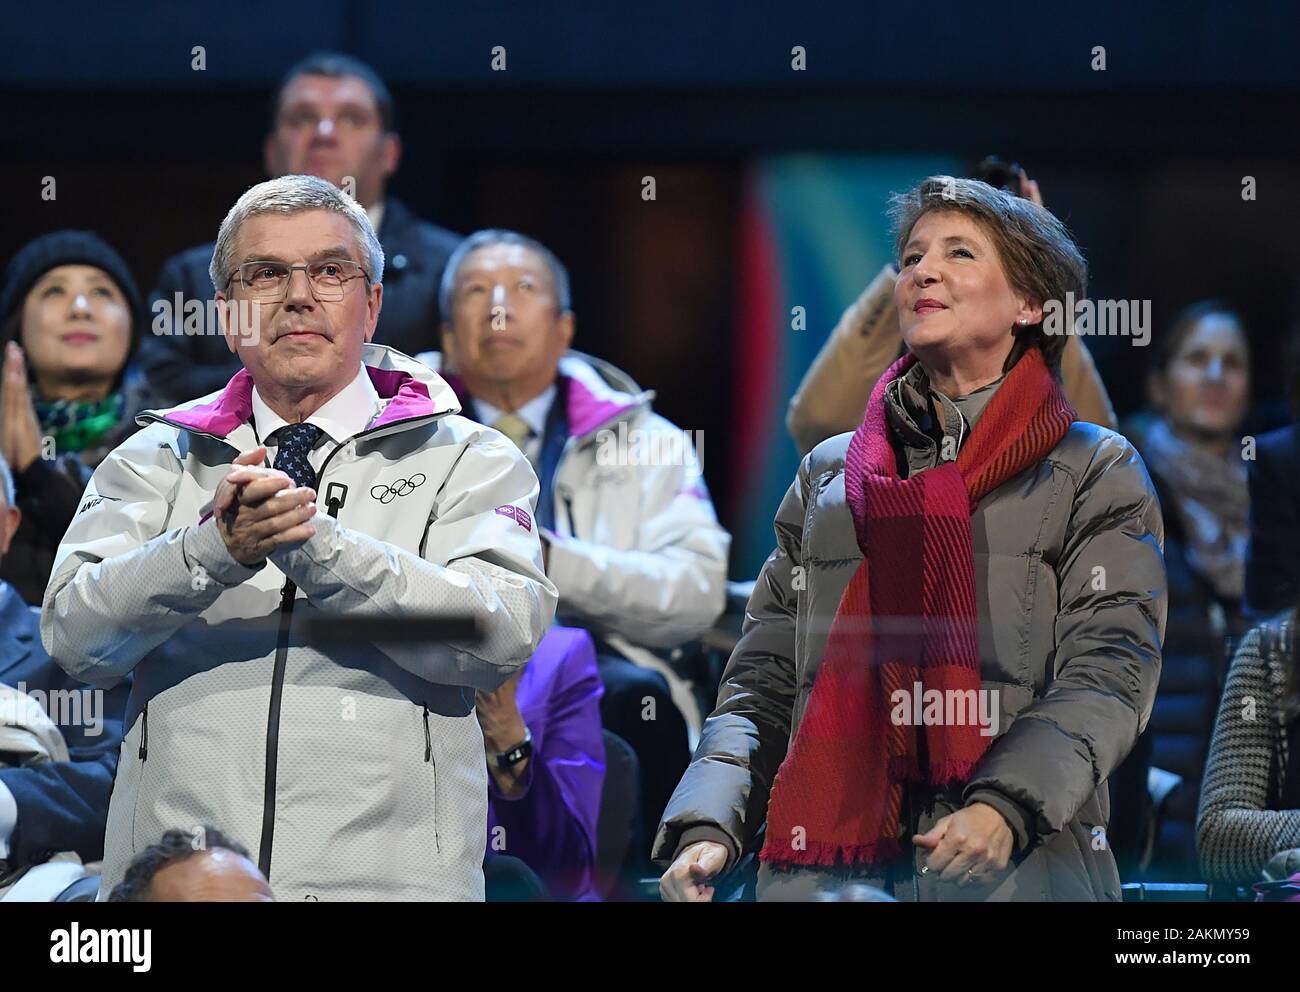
422, 706, 441, 854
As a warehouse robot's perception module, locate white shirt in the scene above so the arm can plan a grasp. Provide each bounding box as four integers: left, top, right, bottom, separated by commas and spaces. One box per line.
473, 384, 557, 467
251, 364, 382, 473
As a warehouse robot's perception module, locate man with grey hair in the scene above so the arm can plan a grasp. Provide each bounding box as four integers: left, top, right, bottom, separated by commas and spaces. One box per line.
43, 177, 556, 901
420, 229, 729, 858
141, 51, 461, 406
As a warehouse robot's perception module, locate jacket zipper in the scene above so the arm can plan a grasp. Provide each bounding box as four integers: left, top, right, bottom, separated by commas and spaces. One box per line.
144, 405, 447, 880
258, 460, 351, 880
257, 577, 297, 879
138, 703, 149, 761
561, 492, 577, 538
423, 706, 440, 853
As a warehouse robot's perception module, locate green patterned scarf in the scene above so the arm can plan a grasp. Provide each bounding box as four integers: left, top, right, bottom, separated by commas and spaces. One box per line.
35, 392, 126, 455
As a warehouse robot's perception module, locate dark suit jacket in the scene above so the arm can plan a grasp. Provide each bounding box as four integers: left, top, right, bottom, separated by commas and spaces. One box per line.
1246, 422, 1300, 615
139, 197, 461, 404
0, 583, 129, 867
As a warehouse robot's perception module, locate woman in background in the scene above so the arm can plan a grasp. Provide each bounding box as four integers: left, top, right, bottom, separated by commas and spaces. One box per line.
0, 231, 148, 603
1116, 302, 1253, 882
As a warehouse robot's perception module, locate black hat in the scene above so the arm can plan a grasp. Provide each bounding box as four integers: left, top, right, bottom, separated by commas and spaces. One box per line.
0, 230, 143, 363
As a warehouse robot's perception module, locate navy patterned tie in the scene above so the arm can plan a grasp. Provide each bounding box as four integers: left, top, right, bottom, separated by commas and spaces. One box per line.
273, 423, 323, 488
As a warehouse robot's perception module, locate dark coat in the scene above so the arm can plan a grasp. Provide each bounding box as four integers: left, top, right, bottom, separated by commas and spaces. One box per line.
654, 397, 1167, 901
1246, 422, 1300, 616
138, 197, 461, 405
0, 582, 129, 867
1108, 419, 1249, 882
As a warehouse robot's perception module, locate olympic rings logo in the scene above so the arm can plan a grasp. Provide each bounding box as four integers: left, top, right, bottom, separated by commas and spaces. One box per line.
370, 474, 426, 503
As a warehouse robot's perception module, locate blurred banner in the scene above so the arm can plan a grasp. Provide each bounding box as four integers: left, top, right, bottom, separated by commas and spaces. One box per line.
729, 154, 959, 577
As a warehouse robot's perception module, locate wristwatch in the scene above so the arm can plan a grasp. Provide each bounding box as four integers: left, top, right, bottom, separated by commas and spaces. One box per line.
494, 727, 533, 770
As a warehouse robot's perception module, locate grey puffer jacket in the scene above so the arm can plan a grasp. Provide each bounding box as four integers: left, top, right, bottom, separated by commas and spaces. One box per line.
654, 372, 1167, 901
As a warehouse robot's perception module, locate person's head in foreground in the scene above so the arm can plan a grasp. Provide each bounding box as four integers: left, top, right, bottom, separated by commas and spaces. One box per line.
657, 175, 1163, 903
108, 827, 274, 902
211, 173, 384, 416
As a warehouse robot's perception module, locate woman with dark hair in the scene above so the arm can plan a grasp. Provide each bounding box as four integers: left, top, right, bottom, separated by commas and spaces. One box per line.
1116, 302, 1252, 881
0, 230, 150, 603
1197, 608, 1300, 886
656, 176, 1166, 902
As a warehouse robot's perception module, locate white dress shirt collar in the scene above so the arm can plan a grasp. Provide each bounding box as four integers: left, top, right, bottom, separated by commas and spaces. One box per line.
473, 383, 557, 439
251, 364, 381, 445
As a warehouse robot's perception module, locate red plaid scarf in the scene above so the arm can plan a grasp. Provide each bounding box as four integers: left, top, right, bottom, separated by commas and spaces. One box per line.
760, 348, 1075, 869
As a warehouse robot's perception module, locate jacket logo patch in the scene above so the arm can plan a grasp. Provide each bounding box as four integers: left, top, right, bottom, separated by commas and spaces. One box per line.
78, 495, 118, 514
494, 504, 533, 532
370, 474, 426, 504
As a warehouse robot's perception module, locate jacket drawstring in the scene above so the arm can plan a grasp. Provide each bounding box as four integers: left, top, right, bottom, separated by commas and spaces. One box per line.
138, 703, 149, 761
423, 706, 432, 763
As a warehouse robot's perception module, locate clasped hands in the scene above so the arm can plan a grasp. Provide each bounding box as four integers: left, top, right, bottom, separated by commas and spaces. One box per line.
212, 446, 318, 567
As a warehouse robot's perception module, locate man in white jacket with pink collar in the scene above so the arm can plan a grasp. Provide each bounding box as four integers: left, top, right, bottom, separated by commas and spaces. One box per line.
42, 177, 556, 901
420, 230, 729, 857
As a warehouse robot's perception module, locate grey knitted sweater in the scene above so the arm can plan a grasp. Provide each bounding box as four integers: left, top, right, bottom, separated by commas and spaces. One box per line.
1197, 613, 1300, 883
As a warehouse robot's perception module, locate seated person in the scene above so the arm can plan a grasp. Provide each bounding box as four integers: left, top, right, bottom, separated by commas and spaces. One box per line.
1197, 609, 1300, 887
108, 826, 274, 901
0, 231, 150, 604
0, 452, 129, 892
421, 230, 730, 853
481, 625, 604, 901
1117, 301, 1252, 881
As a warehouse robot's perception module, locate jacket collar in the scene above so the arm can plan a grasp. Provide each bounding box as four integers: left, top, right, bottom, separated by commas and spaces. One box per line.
417, 349, 651, 442
136, 343, 460, 441
0, 582, 38, 683
885, 363, 962, 452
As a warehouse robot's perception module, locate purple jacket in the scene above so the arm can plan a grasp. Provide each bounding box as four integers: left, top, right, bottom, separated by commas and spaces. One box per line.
487, 626, 605, 901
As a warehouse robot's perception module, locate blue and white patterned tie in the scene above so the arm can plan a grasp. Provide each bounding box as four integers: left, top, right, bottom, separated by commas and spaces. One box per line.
273, 423, 323, 488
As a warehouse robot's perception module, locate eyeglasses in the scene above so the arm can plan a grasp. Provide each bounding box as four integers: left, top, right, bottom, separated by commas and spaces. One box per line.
227, 259, 371, 303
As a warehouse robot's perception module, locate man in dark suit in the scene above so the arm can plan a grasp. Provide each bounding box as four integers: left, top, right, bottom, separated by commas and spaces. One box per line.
1246, 422, 1300, 615
140, 52, 461, 405
0, 453, 128, 887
